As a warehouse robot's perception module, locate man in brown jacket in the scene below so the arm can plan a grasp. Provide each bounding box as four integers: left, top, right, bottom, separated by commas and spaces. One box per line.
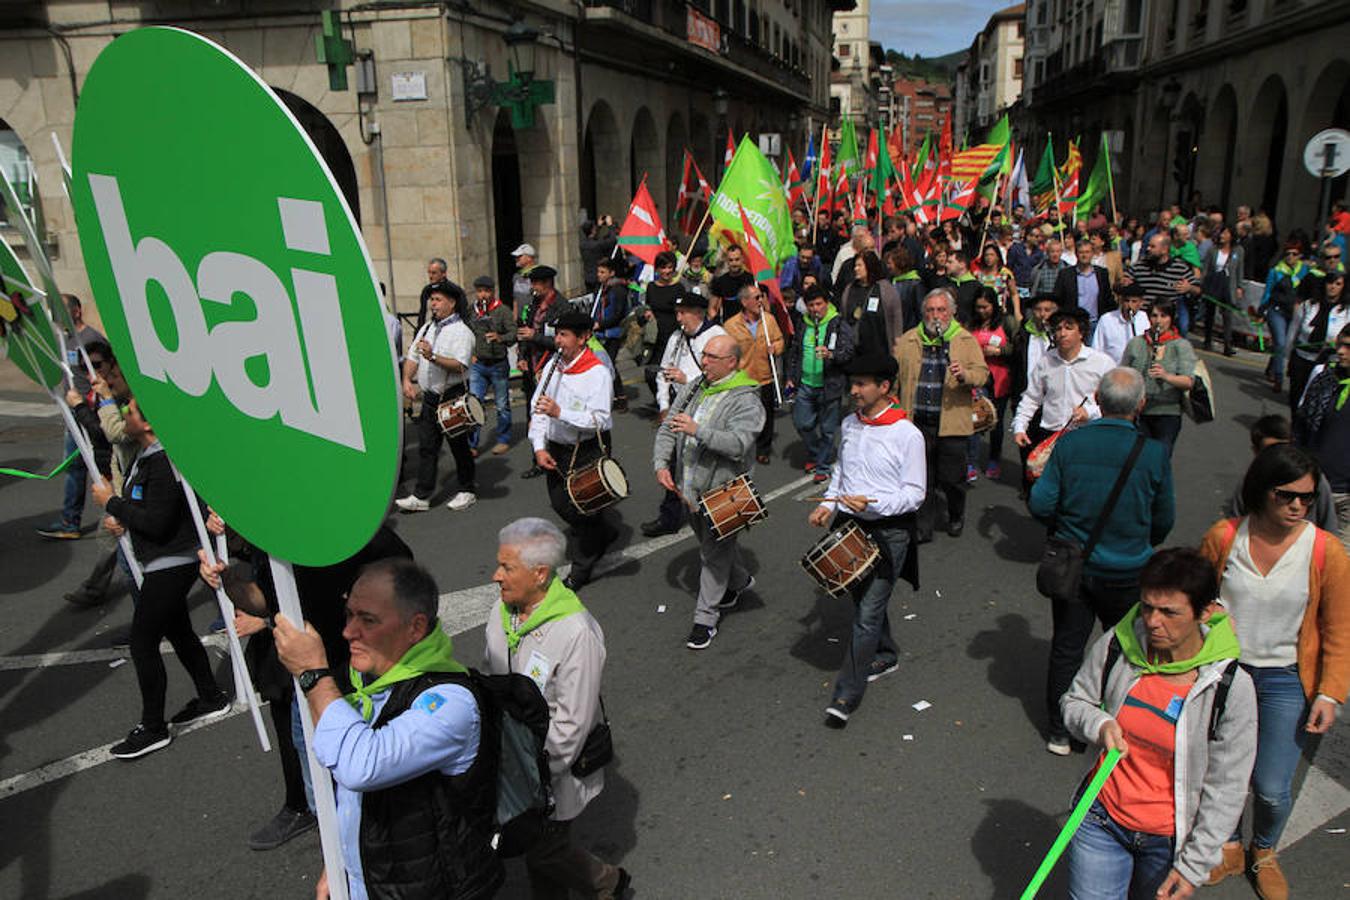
894, 287, 989, 540
723, 283, 785, 464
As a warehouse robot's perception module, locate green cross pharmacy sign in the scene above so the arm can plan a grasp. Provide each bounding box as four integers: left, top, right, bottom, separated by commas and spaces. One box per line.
71, 28, 401, 565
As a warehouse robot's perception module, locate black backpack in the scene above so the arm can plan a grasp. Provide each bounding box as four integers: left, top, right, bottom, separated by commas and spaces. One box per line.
1100, 637, 1235, 741
452, 669, 555, 857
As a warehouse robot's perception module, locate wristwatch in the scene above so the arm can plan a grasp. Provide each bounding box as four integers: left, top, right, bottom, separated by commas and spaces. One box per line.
298, 668, 332, 693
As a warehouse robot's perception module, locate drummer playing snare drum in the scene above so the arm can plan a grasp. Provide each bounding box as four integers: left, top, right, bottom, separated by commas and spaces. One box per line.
527, 309, 620, 591
809, 354, 927, 729
652, 334, 765, 651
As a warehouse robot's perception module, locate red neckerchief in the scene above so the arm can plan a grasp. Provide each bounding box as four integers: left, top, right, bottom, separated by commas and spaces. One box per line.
475, 296, 502, 316
562, 348, 604, 374
1145, 327, 1181, 346
857, 402, 908, 426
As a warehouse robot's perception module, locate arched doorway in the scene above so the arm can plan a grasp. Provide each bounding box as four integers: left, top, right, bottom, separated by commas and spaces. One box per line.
1195, 85, 1238, 216
689, 110, 713, 183
665, 111, 688, 223
491, 109, 523, 296
1174, 92, 1204, 207
1140, 105, 1171, 212
0, 118, 36, 233
582, 101, 623, 222
1241, 76, 1288, 218
273, 88, 360, 225
630, 107, 661, 209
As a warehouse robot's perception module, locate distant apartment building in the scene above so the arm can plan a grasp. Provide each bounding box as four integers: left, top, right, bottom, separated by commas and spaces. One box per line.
891, 77, 953, 155
953, 4, 1025, 140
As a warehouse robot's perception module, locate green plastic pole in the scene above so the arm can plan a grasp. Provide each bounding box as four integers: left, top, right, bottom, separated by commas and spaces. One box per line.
1019, 748, 1123, 900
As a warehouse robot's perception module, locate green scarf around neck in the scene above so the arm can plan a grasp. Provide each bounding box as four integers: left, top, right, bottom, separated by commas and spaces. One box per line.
702, 369, 758, 396
1113, 605, 1240, 675
919, 318, 962, 346
1025, 319, 1046, 337
893, 270, 921, 283
500, 576, 585, 652
1336, 375, 1350, 411
346, 623, 466, 722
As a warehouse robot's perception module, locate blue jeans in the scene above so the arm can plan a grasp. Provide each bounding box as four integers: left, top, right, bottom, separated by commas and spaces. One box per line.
291, 698, 316, 813
1265, 308, 1290, 389
792, 383, 841, 474
468, 359, 512, 448
1068, 799, 1176, 899
62, 431, 87, 527
831, 519, 909, 707
1231, 663, 1309, 849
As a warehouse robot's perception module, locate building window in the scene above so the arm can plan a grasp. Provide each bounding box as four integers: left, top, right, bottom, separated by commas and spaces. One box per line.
1014, 57, 1024, 77
840, 42, 851, 57
1017, 21, 1026, 37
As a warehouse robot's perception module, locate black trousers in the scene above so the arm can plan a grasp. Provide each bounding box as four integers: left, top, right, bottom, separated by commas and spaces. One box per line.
602, 337, 627, 400
414, 389, 475, 499
916, 427, 968, 537
544, 436, 619, 581
756, 382, 777, 455
130, 564, 221, 730
1045, 572, 1140, 740
270, 686, 308, 812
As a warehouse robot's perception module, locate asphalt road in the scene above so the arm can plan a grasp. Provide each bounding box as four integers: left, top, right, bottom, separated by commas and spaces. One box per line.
1, 347, 1347, 899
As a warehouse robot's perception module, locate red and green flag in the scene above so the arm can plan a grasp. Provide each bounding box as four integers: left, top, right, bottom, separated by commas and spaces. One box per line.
1030, 140, 1058, 216
675, 148, 713, 234
784, 148, 807, 210
617, 176, 671, 265
813, 130, 833, 213
736, 201, 794, 337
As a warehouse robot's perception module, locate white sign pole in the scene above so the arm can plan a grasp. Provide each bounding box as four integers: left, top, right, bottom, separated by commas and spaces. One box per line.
179, 482, 271, 752
268, 556, 349, 900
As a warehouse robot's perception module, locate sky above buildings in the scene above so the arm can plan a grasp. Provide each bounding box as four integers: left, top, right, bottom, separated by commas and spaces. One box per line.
870, 0, 1014, 58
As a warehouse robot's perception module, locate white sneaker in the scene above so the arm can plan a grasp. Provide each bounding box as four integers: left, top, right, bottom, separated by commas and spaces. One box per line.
446, 491, 477, 511
395, 494, 430, 512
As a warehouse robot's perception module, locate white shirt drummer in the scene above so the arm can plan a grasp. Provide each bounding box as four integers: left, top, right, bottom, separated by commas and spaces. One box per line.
817, 402, 927, 522
528, 339, 614, 452
408, 312, 473, 395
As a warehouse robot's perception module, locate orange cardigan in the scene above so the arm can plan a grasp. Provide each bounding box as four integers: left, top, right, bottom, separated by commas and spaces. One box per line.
1199, 518, 1350, 703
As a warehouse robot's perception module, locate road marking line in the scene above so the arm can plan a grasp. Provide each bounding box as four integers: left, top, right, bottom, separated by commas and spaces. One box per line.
0, 633, 231, 671
0, 399, 60, 418
1281, 753, 1350, 848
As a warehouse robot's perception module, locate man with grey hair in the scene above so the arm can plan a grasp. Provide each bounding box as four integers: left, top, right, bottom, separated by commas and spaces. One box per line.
275, 558, 503, 899
1029, 366, 1176, 756
484, 518, 630, 898
654, 333, 766, 649
831, 224, 875, 284
416, 256, 453, 328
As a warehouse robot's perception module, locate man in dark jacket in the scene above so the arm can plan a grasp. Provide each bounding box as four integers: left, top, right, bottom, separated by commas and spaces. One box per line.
591, 256, 632, 411
786, 285, 855, 483
467, 275, 517, 455
276, 559, 502, 900
1028, 367, 1175, 756
1053, 254, 1116, 336
579, 218, 617, 291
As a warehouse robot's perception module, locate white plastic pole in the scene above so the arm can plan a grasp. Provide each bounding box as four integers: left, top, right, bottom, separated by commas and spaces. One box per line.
269, 556, 349, 900
179, 483, 270, 753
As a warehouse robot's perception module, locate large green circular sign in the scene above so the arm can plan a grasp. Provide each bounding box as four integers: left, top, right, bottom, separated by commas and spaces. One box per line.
71, 28, 401, 566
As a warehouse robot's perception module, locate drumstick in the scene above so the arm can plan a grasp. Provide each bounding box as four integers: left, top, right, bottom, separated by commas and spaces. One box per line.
801, 496, 879, 503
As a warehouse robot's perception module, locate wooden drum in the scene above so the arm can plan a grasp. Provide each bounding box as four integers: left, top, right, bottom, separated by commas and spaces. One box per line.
565, 457, 629, 515
698, 474, 767, 541
800, 521, 880, 598
436, 394, 486, 438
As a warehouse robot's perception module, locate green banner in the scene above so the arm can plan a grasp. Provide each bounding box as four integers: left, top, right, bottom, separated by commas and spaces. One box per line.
1, 449, 78, 480
0, 236, 65, 390
710, 137, 794, 268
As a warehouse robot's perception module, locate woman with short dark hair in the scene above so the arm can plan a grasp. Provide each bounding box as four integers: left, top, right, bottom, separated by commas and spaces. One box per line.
1120, 299, 1195, 457
838, 250, 902, 358
1199, 444, 1350, 897
1062, 547, 1257, 899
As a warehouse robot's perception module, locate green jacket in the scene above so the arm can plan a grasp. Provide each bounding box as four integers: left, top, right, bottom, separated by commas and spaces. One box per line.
1121, 334, 1196, 416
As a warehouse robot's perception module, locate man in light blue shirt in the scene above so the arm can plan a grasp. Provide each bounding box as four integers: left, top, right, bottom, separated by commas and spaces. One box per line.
277, 559, 501, 900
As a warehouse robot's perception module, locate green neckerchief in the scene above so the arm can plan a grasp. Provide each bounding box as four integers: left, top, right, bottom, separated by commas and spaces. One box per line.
1337, 374, 1350, 411
1113, 606, 1240, 676
587, 335, 606, 355
1025, 319, 1046, 338
500, 576, 585, 652
702, 368, 758, 396
801, 304, 839, 386
893, 270, 921, 283
346, 623, 466, 722
918, 318, 962, 346
1170, 242, 1201, 269
950, 272, 976, 285
1274, 259, 1306, 288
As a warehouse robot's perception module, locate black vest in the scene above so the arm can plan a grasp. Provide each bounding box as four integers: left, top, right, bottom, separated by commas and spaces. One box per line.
358, 673, 503, 900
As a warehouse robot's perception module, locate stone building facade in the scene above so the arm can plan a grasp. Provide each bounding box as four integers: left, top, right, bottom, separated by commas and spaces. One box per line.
0, 0, 836, 327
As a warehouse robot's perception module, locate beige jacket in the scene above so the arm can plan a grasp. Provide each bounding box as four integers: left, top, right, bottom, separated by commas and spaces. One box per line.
723, 312, 784, 386
894, 326, 989, 437
483, 601, 607, 821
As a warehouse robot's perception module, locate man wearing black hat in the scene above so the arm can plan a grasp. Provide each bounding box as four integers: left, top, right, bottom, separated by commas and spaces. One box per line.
528, 309, 620, 588
518, 265, 562, 477
468, 275, 517, 456
1010, 292, 1060, 493
809, 354, 926, 727
1091, 282, 1149, 365
642, 291, 727, 537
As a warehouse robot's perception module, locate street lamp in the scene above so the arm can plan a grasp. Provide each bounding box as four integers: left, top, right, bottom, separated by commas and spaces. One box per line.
503, 20, 540, 80
713, 88, 729, 118
461, 19, 556, 129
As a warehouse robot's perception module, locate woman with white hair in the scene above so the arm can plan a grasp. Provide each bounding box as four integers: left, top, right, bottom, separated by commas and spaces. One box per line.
483, 518, 630, 898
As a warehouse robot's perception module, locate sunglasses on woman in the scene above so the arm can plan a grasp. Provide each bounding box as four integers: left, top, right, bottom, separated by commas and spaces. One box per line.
1271, 488, 1316, 506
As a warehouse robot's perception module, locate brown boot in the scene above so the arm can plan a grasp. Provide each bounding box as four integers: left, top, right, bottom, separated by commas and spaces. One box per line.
1204, 842, 1244, 886
1250, 846, 1289, 900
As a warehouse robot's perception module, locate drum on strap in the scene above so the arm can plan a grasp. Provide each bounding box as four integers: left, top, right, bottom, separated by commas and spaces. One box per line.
436, 394, 486, 438
800, 521, 880, 598
698, 473, 767, 541
566, 457, 629, 515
